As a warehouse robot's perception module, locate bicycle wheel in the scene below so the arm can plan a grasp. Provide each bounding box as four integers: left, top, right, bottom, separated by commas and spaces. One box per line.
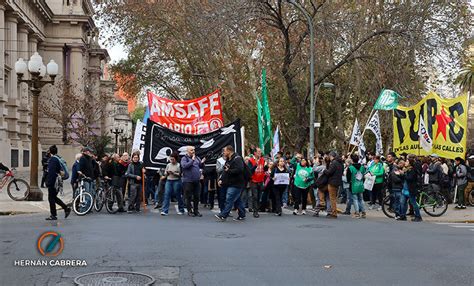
94, 190, 104, 212
382, 195, 396, 219
73, 192, 93, 216
105, 189, 119, 214
7, 179, 30, 201
422, 192, 448, 217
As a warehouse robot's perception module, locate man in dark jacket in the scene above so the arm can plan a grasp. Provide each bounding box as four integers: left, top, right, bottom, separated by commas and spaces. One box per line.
390, 159, 405, 220
181, 146, 205, 217
45, 145, 71, 220
215, 145, 246, 221
78, 147, 95, 196
427, 154, 442, 194
323, 151, 343, 218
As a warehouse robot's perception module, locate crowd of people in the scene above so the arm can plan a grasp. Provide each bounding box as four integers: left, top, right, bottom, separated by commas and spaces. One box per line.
13, 144, 474, 222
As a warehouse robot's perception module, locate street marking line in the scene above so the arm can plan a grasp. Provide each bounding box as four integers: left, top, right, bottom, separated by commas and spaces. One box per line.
449, 225, 474, 228
435, 222, 473, 225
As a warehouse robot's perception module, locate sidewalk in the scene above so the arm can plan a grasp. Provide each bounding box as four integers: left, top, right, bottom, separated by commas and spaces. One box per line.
1, 172, 472, 222
339, 204, 474, 223
0, 171, 74, 215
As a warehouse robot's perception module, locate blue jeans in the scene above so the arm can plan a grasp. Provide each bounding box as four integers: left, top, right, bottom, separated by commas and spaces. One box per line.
282, 186, 289, 205
219, 186, 245, 218
345, 188, 353, 212
219, 186, 227, 212
392, 189, 402, 217
145, 176, 155, 203
400, 193, 421, 218
351, 192, 365, 213
162, 180, 184, 214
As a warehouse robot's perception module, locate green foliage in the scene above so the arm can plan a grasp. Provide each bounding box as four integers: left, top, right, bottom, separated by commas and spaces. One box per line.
130, 106, 145, 124
89, 135, 114, 159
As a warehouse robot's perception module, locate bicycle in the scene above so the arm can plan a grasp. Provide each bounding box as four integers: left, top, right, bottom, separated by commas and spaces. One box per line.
104, 179, 120, 214
382, 187, 448, 218
73, 177, 94, 215
0, 168, 30, 201
94, 178, 106, 212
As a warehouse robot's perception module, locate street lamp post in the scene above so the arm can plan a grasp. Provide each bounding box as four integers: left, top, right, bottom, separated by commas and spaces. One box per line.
286, 0, 316, 158
121, 130, 132, 154
110, 125, 123, 154
15, 53, 58, 201
314, 82, 335, 153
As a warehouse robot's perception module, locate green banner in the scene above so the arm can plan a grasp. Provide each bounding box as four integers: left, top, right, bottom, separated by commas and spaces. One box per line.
374, 89, 400, 110
256, 96, 264, 152
261, 68, 272, 155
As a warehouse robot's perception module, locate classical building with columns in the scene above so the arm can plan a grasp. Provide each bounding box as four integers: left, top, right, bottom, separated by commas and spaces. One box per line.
0, 0, 131, 169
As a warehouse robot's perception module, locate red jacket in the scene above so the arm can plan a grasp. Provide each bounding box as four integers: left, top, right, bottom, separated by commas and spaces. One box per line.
249, 157, 266, 183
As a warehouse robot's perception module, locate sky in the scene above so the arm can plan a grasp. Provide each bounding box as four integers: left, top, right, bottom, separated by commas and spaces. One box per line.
106, 42, 128, 63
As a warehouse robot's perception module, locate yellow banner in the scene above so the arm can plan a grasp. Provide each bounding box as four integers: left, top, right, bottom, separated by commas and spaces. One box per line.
392, 92, 469, 159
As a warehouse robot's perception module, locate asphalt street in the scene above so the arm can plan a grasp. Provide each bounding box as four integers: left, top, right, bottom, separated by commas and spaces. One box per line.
0, 206, 473, 286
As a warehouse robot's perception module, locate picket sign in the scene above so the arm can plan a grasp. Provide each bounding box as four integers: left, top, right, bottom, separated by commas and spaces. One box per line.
364, 173, 376, 191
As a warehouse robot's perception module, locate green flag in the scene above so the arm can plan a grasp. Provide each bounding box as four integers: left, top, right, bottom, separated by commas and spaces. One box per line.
256, 96, 265, 152
373, 89, 400, 110
261, 68, 272, 155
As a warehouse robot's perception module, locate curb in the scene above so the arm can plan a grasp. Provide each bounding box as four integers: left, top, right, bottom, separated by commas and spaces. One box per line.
0, 211, 38, 216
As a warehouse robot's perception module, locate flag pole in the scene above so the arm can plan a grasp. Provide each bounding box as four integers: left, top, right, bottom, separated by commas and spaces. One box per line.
142, 168, 147, 213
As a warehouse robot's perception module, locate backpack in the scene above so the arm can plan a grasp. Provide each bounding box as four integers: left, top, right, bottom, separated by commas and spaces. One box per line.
466, 164, 473, 182
53, 155, 69, 180
349, 165, 365, 194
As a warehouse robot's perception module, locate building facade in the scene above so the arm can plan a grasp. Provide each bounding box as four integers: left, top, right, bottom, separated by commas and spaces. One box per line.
0, 0, 131, 169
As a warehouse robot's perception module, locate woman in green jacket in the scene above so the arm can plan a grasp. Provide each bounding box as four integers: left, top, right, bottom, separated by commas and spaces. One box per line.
368, 155, 385, 210
292, 159, 314, 215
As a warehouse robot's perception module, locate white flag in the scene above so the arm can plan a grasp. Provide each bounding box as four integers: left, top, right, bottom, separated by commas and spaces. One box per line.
365, 111, 383, 155
349, 119, 366, 156
132, 119, 147, 161
271, 125, 280, 159
418, 114, 432, 152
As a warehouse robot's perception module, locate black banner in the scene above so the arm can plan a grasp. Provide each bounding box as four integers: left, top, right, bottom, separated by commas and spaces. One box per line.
143, 119, 242, 169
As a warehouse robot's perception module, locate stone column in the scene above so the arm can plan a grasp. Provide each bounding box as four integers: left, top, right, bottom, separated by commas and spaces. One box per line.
69, 46, 84, 94
0, 4, 6, 141
0, 4, 9, 166
17, 25, 29, 147
4, 13, 19, 146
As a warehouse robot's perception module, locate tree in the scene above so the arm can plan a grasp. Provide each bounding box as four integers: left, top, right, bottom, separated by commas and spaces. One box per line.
40, 77, 113, 146
95, 0, 471, 152
455, 60, 474, 94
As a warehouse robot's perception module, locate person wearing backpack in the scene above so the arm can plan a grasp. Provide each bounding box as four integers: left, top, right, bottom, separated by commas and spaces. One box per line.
347, 154, 366, 218
45, 145, 71, 220
454, 157, 468, 209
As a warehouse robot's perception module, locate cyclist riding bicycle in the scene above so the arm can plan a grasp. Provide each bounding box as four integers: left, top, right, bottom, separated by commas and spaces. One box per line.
0, 162, 9, 180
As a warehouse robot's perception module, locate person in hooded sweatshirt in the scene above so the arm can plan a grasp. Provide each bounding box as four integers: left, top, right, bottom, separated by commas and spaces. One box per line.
346, 154, 367, 218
